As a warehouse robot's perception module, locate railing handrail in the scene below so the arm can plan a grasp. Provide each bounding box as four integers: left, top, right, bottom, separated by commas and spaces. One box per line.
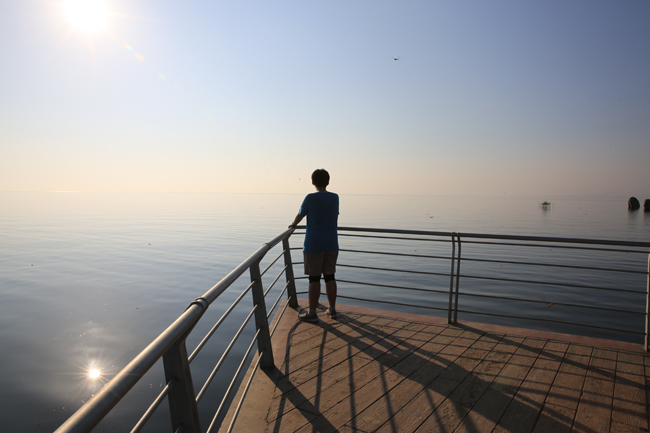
200, 229, 293, 305
333, 226, 650, 248
54, 228, 295, 433
456, 231, 650, 248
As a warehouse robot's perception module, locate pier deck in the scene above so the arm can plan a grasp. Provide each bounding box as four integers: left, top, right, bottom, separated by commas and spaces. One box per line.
222, 301, 649, 433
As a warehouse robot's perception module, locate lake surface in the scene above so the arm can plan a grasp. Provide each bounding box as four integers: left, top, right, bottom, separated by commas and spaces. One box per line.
1, 192, 649, 432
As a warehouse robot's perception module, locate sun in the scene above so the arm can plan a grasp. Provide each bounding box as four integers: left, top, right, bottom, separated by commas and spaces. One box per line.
64, 0, 109, 32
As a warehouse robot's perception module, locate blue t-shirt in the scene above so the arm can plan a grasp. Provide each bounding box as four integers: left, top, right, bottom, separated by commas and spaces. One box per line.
299, 192, 339, 254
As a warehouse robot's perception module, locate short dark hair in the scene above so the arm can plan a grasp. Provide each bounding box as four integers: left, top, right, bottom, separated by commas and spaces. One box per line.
311, 169, 330, 188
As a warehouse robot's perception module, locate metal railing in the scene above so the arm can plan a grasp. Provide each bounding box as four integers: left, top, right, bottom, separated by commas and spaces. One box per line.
55, 228, 298, 433
296, 227, 650, 350
56, 225, 650, 433
293, 227, 650, 350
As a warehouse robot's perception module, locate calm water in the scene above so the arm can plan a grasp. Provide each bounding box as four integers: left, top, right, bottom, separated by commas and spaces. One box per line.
1, 192, 649, 432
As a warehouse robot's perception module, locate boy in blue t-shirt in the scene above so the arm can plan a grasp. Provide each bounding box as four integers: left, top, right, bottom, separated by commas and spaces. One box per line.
289, 169, 339, 322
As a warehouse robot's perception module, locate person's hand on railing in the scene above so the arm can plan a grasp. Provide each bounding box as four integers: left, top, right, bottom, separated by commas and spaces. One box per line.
289, 213, 304, 229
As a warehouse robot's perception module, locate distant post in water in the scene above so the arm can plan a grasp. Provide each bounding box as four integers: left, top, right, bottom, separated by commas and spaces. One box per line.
628, 197, 640, 210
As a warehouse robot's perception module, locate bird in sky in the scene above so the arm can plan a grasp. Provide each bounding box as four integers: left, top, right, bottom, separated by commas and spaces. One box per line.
393, 56, 400, 61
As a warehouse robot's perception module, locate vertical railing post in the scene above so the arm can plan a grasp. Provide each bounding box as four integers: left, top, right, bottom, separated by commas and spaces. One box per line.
283, 237, 298, 308
645, 253, 650, 352
249, 260, 275, 369
163, 337, 201, 433
453, 237, 462, 323
448, 234, 456, 324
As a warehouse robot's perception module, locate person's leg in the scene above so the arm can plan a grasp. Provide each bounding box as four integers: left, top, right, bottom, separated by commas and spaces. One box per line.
300, 253, 323, 322
322, 252, 339, 316
323, 274, 336, 310
308, 277, 321, 312
298, 275, 320, 322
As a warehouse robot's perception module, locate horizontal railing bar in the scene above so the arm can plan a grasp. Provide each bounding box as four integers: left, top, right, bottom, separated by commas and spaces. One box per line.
337, 226, 455, 238
267, 282, 290, 319
299, 226, 650, 249
340, 248, 452, 261
336, 279, 450, 296
130, 378, 176, 433
263, 266, 287, 297
456, 309, 646, 335
270, 300, 291, 337
195, 304, 258, 404
260, 249, 286, 278
459, 256, 648, 275
339, 233, 453, 243
456, 231, 650, 248
340, 241, 645, 275
338, 263, 451, 278
457, 291, 646, 315
226, 352, 264, 433
206, 329, 261, 433
460, 273, 646, 294
460, 239, 648, 254
189, 280, 255, 363
334, 293, 449, 312
324, 234, 647, 255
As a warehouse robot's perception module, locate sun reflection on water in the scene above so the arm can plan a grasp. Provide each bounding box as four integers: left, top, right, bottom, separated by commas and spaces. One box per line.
74, 361, 110, 400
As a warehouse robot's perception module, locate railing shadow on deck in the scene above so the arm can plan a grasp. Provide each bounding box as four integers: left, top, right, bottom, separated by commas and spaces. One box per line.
54, 226, 650, 433
266, 310, 644, 433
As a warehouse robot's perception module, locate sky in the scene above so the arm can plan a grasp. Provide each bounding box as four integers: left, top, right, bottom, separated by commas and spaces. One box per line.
1, 0, 648, 197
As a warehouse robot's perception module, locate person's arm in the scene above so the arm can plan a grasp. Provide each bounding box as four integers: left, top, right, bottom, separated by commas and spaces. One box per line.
289, 213, 304, 229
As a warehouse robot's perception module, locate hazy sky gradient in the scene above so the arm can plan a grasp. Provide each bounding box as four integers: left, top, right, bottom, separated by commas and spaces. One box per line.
1, 1, 648, 196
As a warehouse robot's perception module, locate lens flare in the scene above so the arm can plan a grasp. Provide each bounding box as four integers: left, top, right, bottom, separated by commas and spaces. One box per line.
88, 368, 100, 379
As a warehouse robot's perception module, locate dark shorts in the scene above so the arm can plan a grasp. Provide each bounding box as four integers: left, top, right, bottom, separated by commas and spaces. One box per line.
304, 251, 338, 276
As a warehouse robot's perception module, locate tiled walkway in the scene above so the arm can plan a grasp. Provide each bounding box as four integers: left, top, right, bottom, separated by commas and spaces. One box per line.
222, 302, 649, 433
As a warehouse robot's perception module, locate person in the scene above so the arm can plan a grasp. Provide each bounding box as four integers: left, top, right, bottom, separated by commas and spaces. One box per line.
289, 169, 339, 322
